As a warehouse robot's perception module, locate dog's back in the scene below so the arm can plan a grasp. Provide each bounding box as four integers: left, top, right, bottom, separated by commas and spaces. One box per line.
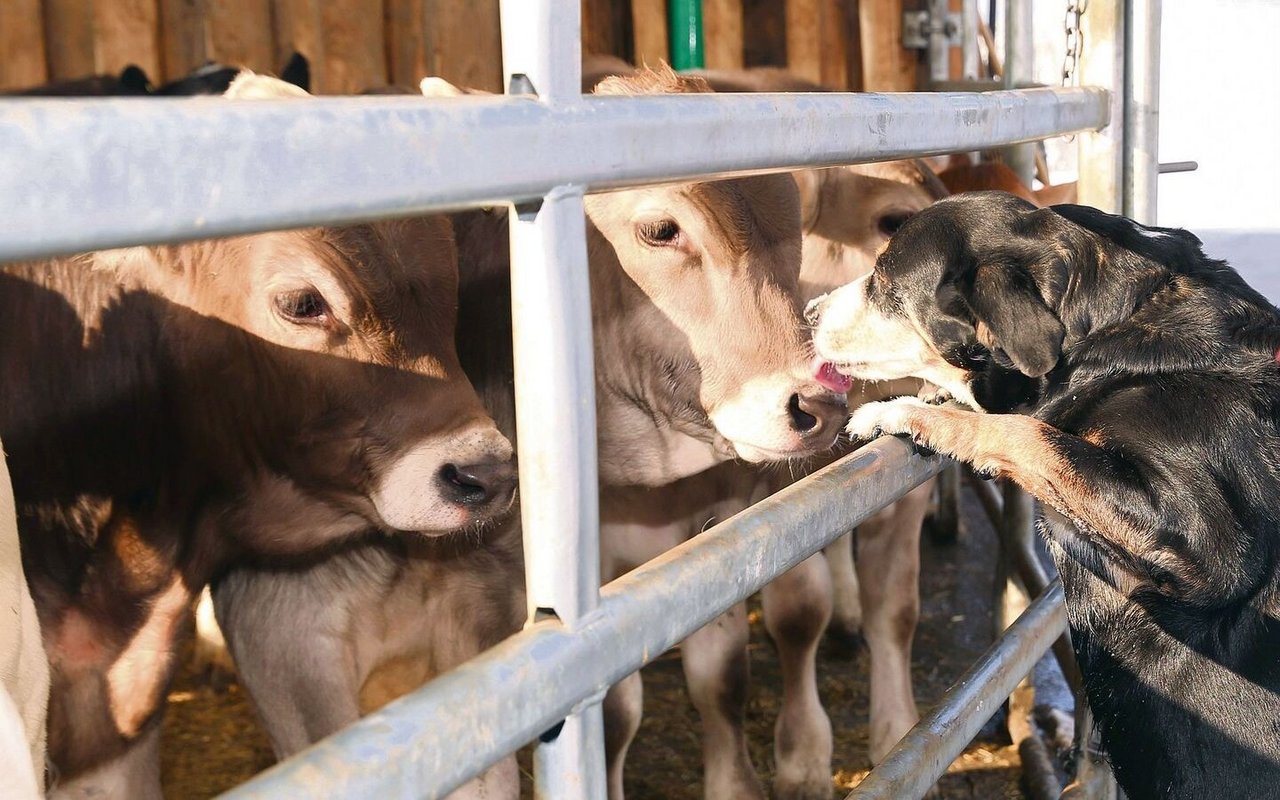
1037, 206, 1280, 798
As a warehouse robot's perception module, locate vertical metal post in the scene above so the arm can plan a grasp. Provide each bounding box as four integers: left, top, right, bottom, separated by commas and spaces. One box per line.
668, 0, 706, 70
928, 0, 953, 83
961, 0, 981, 80
1077, 0, 1126, 213
997, 483, 1035, 742
1074, 12, 1157, 796
499, 2, 606, 799
1125, 0, 1162, 224
1002, 0, 1035, 184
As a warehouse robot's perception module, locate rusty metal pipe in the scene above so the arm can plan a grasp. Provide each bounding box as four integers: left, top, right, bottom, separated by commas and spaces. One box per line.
845, 581, 1067, 800
965, 472, 1082, 691
221, 438, 945, 800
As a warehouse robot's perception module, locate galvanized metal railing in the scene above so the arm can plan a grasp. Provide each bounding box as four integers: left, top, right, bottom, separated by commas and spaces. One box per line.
0, 0, 1158, 797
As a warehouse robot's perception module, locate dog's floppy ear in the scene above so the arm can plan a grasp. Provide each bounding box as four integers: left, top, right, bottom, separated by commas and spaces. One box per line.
964, 262, 1064, 378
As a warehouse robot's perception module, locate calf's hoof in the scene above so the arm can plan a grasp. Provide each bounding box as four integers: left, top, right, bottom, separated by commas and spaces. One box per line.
773, 775, 834, 800
823, 621, 865, 657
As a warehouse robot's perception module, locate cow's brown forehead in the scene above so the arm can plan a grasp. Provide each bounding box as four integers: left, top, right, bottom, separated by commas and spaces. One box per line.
686, 174, 797, 250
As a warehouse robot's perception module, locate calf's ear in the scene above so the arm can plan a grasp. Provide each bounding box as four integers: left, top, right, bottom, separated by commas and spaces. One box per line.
224, 71, 310, 99
420, 77, 493, 97
966, 263, 1064, 378
790, 169, 825, 233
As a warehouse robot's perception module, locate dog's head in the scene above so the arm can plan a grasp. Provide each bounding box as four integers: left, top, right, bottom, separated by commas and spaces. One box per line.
808, 192, 1069, 411
809, 191, 1234, 412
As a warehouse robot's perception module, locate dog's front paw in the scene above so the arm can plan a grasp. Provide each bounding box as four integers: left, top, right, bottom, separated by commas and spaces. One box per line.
846, 396, 934, 446
917, 381, 953, 405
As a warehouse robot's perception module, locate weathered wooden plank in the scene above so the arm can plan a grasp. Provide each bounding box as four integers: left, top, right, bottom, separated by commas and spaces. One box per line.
385, 0, 425, 89
859, 0, 916, 90
785, 0, 821, 82
420, 0, 502, 93
43, 0, 99, 79
320, 0, 386, 93
743, 0, 786, 67
206, 0, 275, 72
786, 0, 849, 88
94, 0, 163, 78
272, 0, 324, 87
158, 0, 207, 81
704, 0, 743, 69
630, 0, 667, 67
0, 0, 50, 89
582, 0, 627, 61
817, 0, 851, 88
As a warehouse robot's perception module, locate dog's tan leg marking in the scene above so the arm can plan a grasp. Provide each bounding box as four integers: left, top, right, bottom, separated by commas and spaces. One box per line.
846, 398, 1132, 546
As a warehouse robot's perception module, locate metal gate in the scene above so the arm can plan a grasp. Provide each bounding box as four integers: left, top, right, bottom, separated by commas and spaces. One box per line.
0, 1, 1160, 797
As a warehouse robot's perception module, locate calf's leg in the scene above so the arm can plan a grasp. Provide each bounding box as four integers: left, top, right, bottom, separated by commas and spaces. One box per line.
761, 554, 834, 800
680, 603, 764, 800
48, 720, 162, 800
212, 566, 363, 755
602, 670, 643, 800
823, 532, 862, 644
857, 480, 931, 763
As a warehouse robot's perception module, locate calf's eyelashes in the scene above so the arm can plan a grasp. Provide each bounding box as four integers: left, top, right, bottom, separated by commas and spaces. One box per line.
636, 218, 682, 249
274, 287, 330, 325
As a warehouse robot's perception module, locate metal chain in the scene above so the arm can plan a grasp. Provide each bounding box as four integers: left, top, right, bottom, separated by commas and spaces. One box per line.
1061, 0, 1089, 86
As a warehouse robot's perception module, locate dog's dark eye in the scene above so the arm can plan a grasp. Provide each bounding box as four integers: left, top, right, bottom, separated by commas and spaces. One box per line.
274, 289, 330, 325
877, 211, 914, 238
637, 219, 681, 247
869, 271, 893, 299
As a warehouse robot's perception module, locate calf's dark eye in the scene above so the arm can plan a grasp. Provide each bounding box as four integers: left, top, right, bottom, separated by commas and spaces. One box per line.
637, 219, 681, 247
275, 289, 329, 324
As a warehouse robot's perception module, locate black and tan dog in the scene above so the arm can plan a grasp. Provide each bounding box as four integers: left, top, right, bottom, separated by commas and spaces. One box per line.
808, 191, 1280, 799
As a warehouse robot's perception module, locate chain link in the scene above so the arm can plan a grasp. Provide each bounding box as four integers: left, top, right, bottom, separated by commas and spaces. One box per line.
1061, 0, 1089, 87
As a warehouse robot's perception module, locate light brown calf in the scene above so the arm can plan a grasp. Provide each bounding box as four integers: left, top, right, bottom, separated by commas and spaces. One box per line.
212, 66, 844, 800
599, 157, 945, 800
592, 64, 949, 800
2, 73, 515, 799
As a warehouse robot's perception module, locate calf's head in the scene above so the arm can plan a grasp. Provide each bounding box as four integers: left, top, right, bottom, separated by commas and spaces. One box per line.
586, 69, 846, 482
104, 74, 514, 548
792, 161, 947, 301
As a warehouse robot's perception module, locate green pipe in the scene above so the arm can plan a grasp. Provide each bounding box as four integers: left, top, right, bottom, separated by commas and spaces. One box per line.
668, 0, 705, 70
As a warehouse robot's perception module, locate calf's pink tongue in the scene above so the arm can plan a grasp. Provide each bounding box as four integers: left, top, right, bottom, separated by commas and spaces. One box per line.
813, 357, 853, 394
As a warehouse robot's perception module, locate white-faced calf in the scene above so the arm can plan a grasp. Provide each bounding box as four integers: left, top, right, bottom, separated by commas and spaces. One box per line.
3, 73, 513, 798
211, 66, 845, 800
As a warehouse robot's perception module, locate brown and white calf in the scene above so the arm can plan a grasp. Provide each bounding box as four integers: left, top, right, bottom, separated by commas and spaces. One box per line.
210, 65, 845, 799
600, 159, 946, 800
588, 64, 947, 800
2, 73, 514, 799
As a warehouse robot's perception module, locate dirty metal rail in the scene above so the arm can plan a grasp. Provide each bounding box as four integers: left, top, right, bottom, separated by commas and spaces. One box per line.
847, 581, 1068, 800
220, 438, 945, 800
0, 86, 1108, 262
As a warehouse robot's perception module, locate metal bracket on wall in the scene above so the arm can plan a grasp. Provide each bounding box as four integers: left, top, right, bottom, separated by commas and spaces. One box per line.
902, 9, 963, 49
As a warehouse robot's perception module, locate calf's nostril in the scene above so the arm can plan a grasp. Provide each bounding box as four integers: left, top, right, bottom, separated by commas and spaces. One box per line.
439, 461, 516, 506
787, 392, 819, 433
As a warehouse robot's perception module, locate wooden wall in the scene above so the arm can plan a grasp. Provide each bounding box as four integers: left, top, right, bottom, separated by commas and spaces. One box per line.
0, 0, 923, 94
0, 0, 504, 93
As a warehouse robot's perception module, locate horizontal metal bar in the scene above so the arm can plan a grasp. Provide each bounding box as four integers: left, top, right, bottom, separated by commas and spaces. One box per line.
1158, 159, 1198, 174
0, 87, 1109, 262
219, 437, 945, 800
845, 580, 1067, 800
968, 471, 1082, 701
